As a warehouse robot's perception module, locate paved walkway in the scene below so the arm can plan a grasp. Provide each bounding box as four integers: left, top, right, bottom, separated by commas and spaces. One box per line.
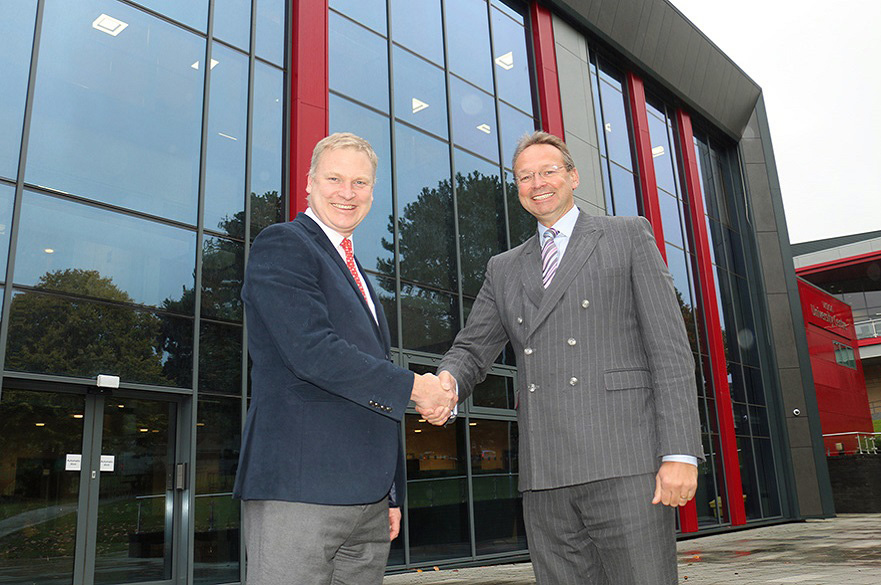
384, 514, 881, 584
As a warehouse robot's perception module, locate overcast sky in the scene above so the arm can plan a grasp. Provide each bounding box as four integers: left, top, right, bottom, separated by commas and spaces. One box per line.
668, 0, 881, 244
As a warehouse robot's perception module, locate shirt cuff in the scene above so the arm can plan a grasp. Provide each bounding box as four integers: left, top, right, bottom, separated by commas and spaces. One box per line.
662, 455, 698, 466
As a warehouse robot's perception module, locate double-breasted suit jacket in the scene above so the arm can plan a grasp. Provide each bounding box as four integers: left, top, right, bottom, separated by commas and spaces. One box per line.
440, 211, 703, 491
234, 213, 413, 506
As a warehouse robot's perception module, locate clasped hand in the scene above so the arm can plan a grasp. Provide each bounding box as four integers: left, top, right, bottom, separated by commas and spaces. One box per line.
410, 371, 457, 426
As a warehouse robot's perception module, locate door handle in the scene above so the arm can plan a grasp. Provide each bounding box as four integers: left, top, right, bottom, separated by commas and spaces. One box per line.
174, 462, 188, 491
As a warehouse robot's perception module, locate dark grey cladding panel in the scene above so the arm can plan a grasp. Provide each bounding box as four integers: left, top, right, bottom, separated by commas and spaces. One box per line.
610, 0, 645, 52
550, 0, 760, 138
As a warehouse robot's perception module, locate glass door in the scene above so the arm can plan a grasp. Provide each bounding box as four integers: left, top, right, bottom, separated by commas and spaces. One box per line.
0, 386, 182, 585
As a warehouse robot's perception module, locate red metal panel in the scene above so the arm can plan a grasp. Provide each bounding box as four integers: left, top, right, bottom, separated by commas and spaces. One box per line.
625, 72, 666, 262
796, 250, 881, 277
675, 110, 746, 526
797, 278, 874, 454
529, 2, 564, 138
289, 0, 329, 218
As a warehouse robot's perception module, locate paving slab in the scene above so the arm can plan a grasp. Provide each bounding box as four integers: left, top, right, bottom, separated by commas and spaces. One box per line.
384, 514, 881, 584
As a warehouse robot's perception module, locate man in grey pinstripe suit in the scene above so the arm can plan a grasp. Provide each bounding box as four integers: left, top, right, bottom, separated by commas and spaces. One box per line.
435, 132, 703, 584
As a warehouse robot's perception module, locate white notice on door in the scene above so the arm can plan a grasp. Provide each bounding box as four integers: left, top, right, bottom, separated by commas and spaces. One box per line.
65, 454, 82, 471
100, 455, 115, 472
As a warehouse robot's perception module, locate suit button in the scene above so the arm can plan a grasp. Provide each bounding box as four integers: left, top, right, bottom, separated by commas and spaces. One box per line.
517, 317, 523, 324
567, 338, 577, 346
369, 400, 376, 406
569, 377, 578, 386
524, 348, 533, 356
527, 383, 537, 392
581, 299, 590, 308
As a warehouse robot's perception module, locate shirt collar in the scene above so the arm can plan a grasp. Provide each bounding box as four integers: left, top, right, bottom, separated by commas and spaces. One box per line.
537, 205, 579, 238
305, 207, 351, 251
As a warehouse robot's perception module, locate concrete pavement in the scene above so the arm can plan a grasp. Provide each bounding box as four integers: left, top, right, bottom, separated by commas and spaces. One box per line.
384, 514, 881, 584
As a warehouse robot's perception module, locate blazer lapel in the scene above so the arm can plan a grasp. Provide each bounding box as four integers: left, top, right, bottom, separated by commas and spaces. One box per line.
298, 214, 386, 345
519, 234, 544, 309
527, 212, 603, 338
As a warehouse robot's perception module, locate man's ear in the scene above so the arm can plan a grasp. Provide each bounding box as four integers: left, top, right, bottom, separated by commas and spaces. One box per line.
569, 167, 580, 190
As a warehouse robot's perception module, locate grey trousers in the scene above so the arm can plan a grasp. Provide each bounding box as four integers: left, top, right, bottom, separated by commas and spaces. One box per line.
522, 473, 676, 585
243, 498, 390, 585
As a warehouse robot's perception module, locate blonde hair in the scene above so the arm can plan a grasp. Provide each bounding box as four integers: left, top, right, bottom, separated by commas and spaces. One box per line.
309, 132, 378, 179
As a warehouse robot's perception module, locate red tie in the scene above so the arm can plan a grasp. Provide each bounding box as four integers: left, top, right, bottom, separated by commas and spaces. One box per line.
340, 238, 369, 303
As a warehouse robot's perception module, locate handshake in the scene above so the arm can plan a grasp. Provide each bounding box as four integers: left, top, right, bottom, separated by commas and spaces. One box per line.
410, 371, 458, 426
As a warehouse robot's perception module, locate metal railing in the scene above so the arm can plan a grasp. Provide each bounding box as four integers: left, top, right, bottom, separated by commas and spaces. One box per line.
854, 317, 881, 340
823, 432, 880, 456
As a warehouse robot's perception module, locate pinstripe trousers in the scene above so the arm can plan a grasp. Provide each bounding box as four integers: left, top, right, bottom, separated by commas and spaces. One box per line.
522, 473, 676, 585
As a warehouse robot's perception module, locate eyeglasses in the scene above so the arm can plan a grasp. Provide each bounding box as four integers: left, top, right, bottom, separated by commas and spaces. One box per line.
514, 165, 567, 185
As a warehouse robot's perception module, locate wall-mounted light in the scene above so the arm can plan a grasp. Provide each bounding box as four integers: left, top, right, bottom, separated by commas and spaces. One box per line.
476, 123, 491, 134
44, 248, 54, 254
412, 98, 429, 114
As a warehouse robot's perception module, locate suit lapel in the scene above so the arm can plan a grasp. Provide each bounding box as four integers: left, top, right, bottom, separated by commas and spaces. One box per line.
527, 212, 603, 338
297, 214, 386, 347
519, 234, 544, 309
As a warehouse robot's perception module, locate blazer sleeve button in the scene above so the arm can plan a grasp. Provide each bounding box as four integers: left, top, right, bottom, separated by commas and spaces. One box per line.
569, 377, 578, 386
567, 338, 577, 346
581, 299, 590, 308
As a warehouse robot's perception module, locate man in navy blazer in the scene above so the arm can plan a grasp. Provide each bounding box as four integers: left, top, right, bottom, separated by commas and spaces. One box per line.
234, 133, 456, 585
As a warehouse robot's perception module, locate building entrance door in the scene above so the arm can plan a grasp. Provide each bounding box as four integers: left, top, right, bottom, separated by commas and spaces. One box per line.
0, 385, 184, 585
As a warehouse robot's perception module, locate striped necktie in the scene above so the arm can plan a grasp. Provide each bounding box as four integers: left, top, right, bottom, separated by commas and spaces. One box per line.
340, 238, 369, 302
541, 227, 560, 288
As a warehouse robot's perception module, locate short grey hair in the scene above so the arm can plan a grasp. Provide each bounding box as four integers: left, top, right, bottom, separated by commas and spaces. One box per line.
511, 131, 575, 171
308, 132, 378, 179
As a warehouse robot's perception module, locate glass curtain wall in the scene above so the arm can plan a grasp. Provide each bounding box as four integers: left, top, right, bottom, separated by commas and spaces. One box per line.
692, 132, 783, 522
585, 46, 784, 527
0, 1, 286, 583
328, 0, 535, 567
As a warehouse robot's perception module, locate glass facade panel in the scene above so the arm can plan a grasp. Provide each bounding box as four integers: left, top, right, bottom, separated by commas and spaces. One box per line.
470, 419, 525, 555
27, 0, 205, 224
400, 284, 459, 354
498, 102, 537, 171
250, 62, 285, 238
329, 95, 393, 273
203, 44, 248, 235
330, 0, 387, 36
199, 321, 243, 394
490, 5, 533, 114
455, 149, 506, 297
597, 79, 633, 172
470, 373, 515, 409
255, 0, 285, 65
14, 192, 196, 310
394, 124, 456, 291
450, 77, 500, 162
446, 0, 494, 92
0, 0, 36, 181
0, 185, 14, 279
193, 396, 242, 584
390, 0, 443, 66
393, 47, 448, 139
329, 13, 390, 114
134, 0, 208, 31
201, 235, 244, 322
213, 0, 251, 51
0, 390, 85, 585
405, 415, 470, 562
6, 290, 194, 387
609, 163, 639, 217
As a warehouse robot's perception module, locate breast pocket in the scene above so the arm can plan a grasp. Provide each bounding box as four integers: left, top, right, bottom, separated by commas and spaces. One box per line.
604, 368, 652, 391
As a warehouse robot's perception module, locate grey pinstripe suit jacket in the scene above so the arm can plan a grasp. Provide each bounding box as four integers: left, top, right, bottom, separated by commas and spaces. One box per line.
439, 211, 703, 491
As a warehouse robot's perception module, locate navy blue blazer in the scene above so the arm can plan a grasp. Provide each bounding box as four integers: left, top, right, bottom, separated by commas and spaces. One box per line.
233, 213, 413, 506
